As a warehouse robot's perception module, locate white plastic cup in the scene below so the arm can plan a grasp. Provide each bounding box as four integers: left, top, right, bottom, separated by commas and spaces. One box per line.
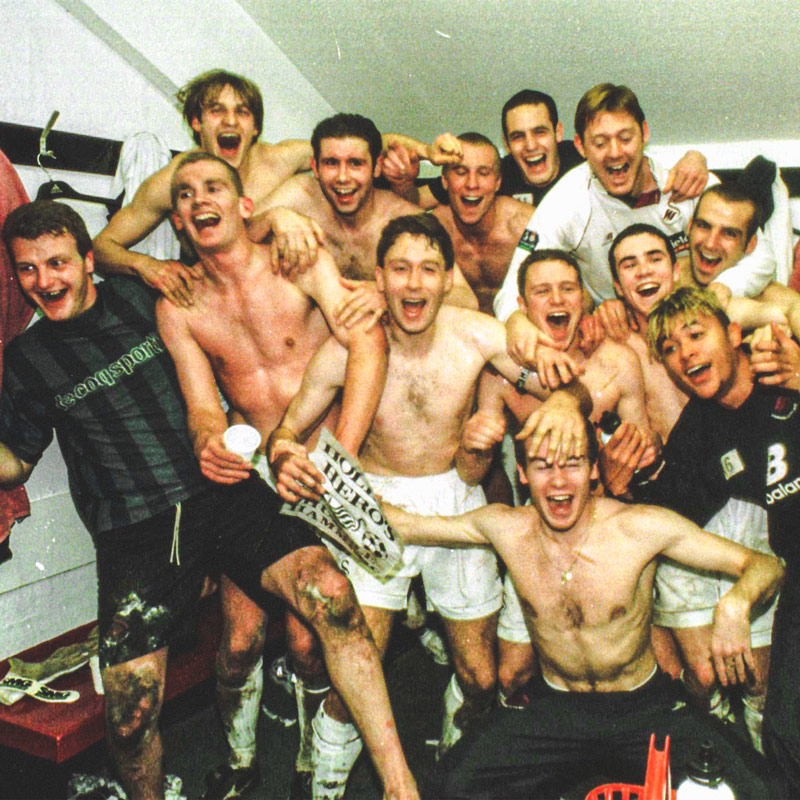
223, 424, 261, 462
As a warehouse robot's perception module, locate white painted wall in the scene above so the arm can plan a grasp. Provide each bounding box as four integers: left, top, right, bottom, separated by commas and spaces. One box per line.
0, 0, 334, 659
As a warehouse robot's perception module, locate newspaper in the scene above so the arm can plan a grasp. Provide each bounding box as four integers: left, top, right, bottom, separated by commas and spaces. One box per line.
280, 429, 404, 578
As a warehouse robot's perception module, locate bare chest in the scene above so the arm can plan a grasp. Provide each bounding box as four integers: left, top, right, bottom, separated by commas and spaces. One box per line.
324, 228, 380, 281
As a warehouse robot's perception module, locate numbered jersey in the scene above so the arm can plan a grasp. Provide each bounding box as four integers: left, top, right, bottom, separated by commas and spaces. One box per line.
635, 383, 800, 563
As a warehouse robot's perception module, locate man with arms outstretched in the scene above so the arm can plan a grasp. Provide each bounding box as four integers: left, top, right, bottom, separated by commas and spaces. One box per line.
270, 214, 583, 799
155, 152, 417, 800
465, 248, 654, 704
384, 421, 777, 799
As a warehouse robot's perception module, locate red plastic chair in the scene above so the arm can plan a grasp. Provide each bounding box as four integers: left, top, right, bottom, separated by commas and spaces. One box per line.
585, 734, 677, 800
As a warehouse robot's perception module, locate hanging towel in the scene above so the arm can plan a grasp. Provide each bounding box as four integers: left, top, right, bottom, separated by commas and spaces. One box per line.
111, 131, 180, 262
0, 148, 34, 556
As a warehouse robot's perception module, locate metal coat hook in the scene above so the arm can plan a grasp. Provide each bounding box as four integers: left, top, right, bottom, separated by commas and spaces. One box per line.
37, 110, 60, 183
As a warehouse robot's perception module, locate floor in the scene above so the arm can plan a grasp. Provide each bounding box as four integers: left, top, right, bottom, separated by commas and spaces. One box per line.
0, 624, 450, 800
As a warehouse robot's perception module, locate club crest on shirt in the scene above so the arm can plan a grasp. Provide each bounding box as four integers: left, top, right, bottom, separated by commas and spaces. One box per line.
720, 448, 745, 480
663, 206, 679, 224
772, 395, 798, 420
518, 229, 539, 253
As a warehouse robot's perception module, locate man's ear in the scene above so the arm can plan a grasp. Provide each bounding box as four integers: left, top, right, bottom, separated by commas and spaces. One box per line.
171, 211, 184, 231
517, 462, 529, 486
555, 121, 564, 143
190, 116, 202, 135
517, 294, 528, 313
727, 321, 743, 350
375, 265, 385, 292
641, 120, 650, 147
374, 154, 383, 179
574, 134, 585, 159
310, 157, 319, 180
239, 196, 254, 220
744, 232, 757, 256
84, 250, 95, 276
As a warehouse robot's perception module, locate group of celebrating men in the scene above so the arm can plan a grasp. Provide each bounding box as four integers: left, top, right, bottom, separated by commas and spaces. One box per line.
1, 68, 799, 800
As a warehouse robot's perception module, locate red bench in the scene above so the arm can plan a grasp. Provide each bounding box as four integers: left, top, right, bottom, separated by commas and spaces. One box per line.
0, 598, 230, 763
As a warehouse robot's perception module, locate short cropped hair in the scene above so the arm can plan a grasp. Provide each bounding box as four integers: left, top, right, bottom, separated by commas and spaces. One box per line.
501, 90, 559, 139
574, 83, 645, 142
442, 132, 500, 175
694, 183, 761, 242
376, 214, 454, 271
647, 286, 731, 361
170, 152, 244, 208
177, 70, 263, 145
311, 113, 382, 166
3, 200, 92, 258
608, 223, 676, 282
517, 249, 582, 298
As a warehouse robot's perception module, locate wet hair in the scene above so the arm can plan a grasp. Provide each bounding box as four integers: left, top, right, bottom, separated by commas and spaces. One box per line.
501, 90, 559, 139
376, 214, 454, 271
2, 200, 92, 258
694, 183, 761, 242
442, 131, 501, 175
608, 223, 676, 282
177, 69, 263, 145
647, 286, 731, 361
170, 152, 244, 208
311, 113, 382, 166
574, 83, 645, 142
517, 249, 582, 298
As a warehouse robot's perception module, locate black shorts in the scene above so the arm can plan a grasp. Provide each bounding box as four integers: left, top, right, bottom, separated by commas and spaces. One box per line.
95, 475, 318, 668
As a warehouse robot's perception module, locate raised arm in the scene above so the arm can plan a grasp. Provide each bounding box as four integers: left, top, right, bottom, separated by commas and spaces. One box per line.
268, 337, 350, 502
155, 300, 250, 485
93, 160, 204, 308
293, 248, 388, 454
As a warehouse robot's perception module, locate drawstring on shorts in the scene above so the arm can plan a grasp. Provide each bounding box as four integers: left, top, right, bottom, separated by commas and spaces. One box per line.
170, 501, 182, 565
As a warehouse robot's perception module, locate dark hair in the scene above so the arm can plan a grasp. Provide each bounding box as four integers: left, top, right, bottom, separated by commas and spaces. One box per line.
501, 90, 559, 139
311, 113, 382, 165
177, 70, 263, 146
574, 84, 645, 141
517, 249, 582, 298
376, 214, 454, 271
442, 132, 500, 175
694, 183, 761, 241
3, 200, 92, 258
170, 152, 244, 208
608, 223, 676, 282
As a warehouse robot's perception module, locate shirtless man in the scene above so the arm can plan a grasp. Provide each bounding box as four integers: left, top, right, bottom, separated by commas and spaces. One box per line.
249, 113, 478, 324
269, 214, 581, 799
602, 225, 779, 750
94, 71, 457, 306
432, 133, 532, 314
155, 152, 416, 800
383, 423, 778, 799
467, 248, 652, 703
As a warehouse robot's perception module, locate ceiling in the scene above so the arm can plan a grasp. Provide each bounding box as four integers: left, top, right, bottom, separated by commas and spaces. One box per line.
237, 0, 800, 152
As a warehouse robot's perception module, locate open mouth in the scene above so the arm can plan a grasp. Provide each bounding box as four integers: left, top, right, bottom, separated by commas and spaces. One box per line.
635, 281, 661, 299
546, 311, 571, 339
333, 187, 357, 203
606, 163, 630, 180
39, 288, 68, 304
217, 133, 241, 157
694, 249, 722, 280
461, 195, 482, 208
401, 298, 427, 319
192, 211, 220, 231
546, 493, 573, 516
685, 363, 711, 382
525, 154, 546, 168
